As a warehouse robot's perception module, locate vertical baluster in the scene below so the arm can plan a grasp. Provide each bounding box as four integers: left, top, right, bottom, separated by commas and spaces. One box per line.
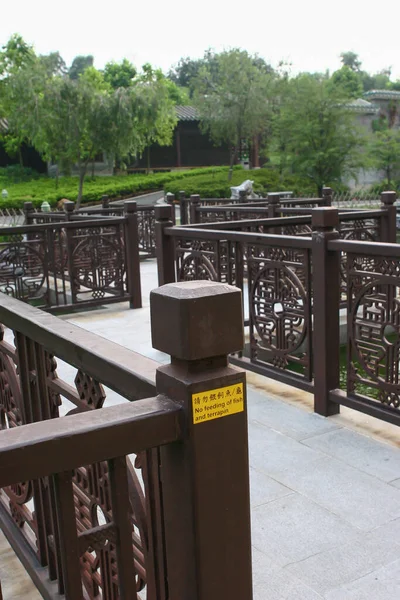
52, 471, 83, 599
108, 457, 136, 599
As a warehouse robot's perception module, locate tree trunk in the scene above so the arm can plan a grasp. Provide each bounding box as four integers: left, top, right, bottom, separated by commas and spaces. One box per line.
228, 146, 238, 182
317, 184, 323, 197
18, 148, 23, 168
76, 164, 87, 209
387, 167, 392, 189
91, 160, 95, 178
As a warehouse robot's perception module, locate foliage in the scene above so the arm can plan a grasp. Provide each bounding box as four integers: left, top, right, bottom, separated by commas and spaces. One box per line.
5, 59, 177, 206
272, 74, 365, 194
340, 51, 362, 72
0, 166, 244, 207
103, 59, 137, 89
329, 66, 363, 99
0, 166, 321, 208
69, 55, 94, 80
192, 49, 275, 178
0, 165, 40, 183
169, 49, 273, 97
163, 168, 317, 198
368, 127, 400, 187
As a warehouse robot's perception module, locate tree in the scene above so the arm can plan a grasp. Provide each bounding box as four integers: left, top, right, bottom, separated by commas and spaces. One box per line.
192, 49, 275, 179
10, 61, 177, 206
103, 59, 136, 89
329, 66, 363, 99
340, 51, 362, 72
0, 34, 37, 166
368, 128, 400, 188
69, 55, 94, 80
274, 74, 364, 194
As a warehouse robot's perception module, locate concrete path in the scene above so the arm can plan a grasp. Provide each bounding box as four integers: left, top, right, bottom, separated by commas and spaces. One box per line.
1, 258, 400, 599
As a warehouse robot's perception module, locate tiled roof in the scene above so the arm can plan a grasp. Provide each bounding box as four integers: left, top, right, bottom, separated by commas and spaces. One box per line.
345, 98, 379, 113
175, 105, 199, 121
363, 90, 400, 100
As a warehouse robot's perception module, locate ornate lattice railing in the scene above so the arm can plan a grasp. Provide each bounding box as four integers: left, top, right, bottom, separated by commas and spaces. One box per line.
0, 282, 252, 600
166, 225, 314, 387
0, 215, 141, 311
0, 299, 162, 598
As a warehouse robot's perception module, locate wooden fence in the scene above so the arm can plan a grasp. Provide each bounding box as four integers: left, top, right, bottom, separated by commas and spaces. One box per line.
155, 193, 400, 425
0, 281, 251, 599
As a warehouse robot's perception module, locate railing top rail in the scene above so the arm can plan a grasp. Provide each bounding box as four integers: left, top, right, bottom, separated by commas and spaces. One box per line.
328, 238, 400, 257
0, 216, 126, 235
180, 215, 313, 230
197, 202, 268, 212
0, 294, 157, 400
280, 197, 324, 205
165, 225, 312, 248
0, 396, 181, 488
76, 204, 155, 213
336, 209, 385, 221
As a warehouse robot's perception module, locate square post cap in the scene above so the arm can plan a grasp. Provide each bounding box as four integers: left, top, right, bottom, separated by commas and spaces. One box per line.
381, 191, 397, 205
311, 207, 339, 228
150, 281, 244, 360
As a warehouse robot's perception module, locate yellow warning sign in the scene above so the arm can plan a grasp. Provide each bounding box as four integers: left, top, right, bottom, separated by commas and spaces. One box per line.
192, 383, 244, 424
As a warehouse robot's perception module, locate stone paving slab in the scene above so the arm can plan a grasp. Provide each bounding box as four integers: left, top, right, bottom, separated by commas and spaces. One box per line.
248, 388, 340, 441
285, 528, 400, 597
248, 420, 325, 477
251, 493, 361, 568
272, 455, 400, 531
324, 558, 400, 600
303, 426, 400, 482
252, 547, 323, 600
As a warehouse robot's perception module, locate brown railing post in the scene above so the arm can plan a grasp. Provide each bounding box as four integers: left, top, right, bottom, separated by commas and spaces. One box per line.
63, 200, 75, 221
63, 201, 77, 304
124, 200, 142, 309
179, 190, 187, 225
23, 201, 35, 225
155, 204, 175, 286
189, 194, 201, 224
322, 187, 333, 206
380, 191, 397, 243
239, 189, 247, 203
165, 192, 176, 225
101, 194, 110, 209
151, 280, 252, 600
312, 207, 341, 416
267, 192, 281, 218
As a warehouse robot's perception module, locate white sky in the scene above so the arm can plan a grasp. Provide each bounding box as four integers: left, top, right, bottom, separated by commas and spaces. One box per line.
2, 0, 400, 80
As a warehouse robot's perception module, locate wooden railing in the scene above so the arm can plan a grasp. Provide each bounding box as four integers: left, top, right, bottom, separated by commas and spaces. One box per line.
0, 281, 252, 599
0, 201, 142, 311
155, 196, 400, 425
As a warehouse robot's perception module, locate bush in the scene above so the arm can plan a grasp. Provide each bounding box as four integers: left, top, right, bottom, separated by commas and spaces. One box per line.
0, 165, 41, 183
164, 168, 318, 198
0, 166, 243, 208
0, 164, 335, 209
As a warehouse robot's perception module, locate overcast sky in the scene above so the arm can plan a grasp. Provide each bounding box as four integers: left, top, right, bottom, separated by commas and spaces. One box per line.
2, 1, 400, 80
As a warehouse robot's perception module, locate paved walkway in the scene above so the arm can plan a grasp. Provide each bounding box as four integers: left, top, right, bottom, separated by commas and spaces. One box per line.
1, 259, 400, 599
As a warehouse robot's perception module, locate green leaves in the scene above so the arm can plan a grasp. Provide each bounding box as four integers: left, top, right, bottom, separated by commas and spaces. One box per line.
192, 49, 275, 165
273, 75, 365, 193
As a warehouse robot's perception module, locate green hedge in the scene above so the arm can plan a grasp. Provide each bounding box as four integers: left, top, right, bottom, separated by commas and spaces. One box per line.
0, 166, 243, 209
164, 169, 318, 198
0, 165, 322, 209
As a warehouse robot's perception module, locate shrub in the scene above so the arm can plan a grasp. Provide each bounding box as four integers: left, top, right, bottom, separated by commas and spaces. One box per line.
0, 166, 243, 208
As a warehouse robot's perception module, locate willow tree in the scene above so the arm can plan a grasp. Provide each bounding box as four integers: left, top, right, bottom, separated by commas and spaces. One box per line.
192, 49, 275, 180
8, 61, 177, 206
